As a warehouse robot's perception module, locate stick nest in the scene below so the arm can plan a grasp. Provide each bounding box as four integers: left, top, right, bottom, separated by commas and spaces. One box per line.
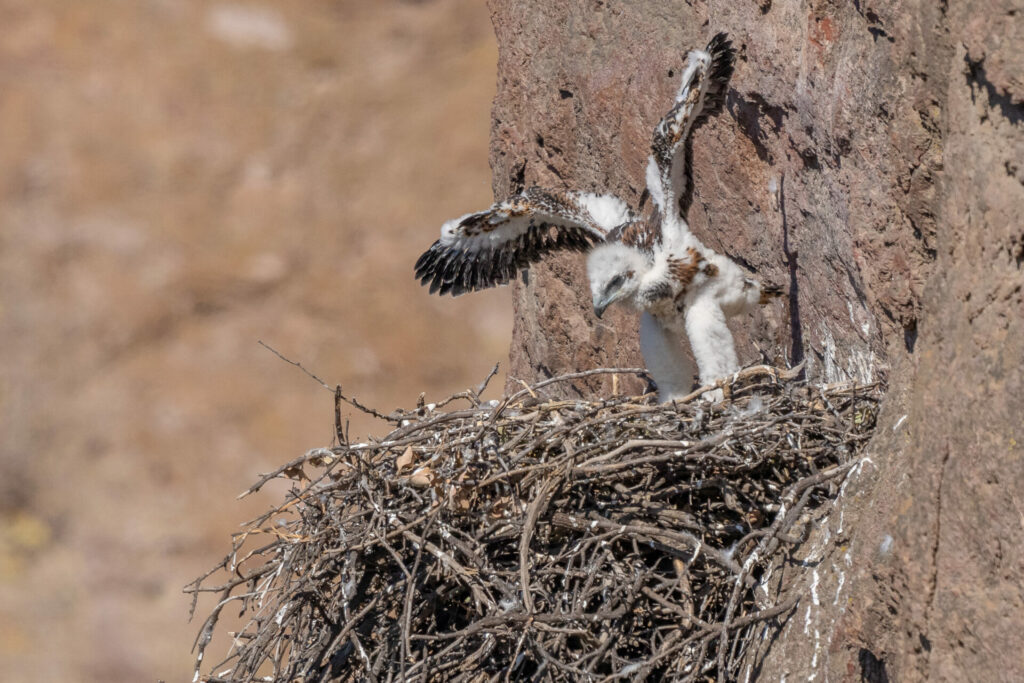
188, 365, 880, 682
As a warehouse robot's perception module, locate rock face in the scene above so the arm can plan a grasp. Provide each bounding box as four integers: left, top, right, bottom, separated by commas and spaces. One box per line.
489, 0, 1023, 679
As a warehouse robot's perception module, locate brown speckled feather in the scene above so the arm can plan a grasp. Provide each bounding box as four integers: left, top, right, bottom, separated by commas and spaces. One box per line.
666, 247, 719, 303
606, 217, 661, 254
414, 187, 623, 296
650, 33, 735, 220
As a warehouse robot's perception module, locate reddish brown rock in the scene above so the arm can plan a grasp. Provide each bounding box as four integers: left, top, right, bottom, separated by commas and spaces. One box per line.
490, 0, 1023, 679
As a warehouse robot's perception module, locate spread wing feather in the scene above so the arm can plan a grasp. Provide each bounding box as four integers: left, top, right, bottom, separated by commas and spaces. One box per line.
605, 219, 661, 254
648, 33, 735, 222
415, 187, 633, 296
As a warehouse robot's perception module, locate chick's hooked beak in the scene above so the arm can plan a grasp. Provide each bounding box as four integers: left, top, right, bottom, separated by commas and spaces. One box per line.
593, 270, 629, 319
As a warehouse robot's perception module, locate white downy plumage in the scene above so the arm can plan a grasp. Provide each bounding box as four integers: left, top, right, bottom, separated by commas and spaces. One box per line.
416, 33, 780, 401
586, 34, 780, 401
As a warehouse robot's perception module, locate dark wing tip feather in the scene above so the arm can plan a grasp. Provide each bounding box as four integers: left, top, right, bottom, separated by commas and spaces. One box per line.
413, 241, 442, 278
705, 32, 736, 90
414, 240, 520, 297
693, 33, 735, 120
706, 32, 732, 55
413, 223, 600, 297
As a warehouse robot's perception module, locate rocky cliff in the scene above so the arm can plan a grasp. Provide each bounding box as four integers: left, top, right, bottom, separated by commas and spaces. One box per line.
489, 0, 1023, 679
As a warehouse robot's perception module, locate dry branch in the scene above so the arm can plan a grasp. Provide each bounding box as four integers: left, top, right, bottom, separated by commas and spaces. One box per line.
188, 365, 880, 682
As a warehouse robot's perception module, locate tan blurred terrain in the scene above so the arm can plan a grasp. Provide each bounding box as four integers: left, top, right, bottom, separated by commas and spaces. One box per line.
0, 1, 507, 680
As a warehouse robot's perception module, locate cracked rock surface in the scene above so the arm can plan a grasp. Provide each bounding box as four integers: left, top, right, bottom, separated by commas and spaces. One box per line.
490, 1, 1023, 680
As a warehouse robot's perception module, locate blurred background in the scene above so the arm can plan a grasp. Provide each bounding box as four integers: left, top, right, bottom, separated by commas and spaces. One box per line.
0, 0, 508, 679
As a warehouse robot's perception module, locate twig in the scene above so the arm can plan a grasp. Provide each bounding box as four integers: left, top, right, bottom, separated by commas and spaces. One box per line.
258, 340, 332, 390
521, 477, 560, 613
258, 339, 395, 422
476, 363, 501, 397
505, 367, 650, 404
188, 365, 881, 682
676, 361, 806, 404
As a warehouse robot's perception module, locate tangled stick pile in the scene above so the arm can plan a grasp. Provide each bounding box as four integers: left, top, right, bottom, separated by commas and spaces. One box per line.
188, 365, 879, 682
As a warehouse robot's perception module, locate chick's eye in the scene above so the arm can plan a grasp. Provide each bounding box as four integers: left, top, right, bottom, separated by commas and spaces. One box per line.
606, 274, 624, 293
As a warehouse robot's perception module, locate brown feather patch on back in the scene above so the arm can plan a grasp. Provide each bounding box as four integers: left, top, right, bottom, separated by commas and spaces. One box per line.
666, 247, 722, 304
666, 247, 705, 290
610, 218, 661, 253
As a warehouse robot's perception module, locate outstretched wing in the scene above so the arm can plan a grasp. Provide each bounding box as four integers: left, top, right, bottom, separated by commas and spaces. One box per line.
647, 32, 735, 225
414, 187, 634, 296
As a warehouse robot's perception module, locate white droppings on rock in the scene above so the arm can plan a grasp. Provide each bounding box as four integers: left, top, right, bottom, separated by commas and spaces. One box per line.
879, 534, 894, 556
807, 628, 820, 677
834, 564, 846, 606
816, 325, 875, 384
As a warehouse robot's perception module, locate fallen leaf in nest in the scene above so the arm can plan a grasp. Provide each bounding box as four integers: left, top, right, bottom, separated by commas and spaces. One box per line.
489, 495, 514, 518
396, 446, 415, 473
283, 465, 308, 481
408, 466, 434, 487
854, 408, 875, 428
307, 452, 335, 467
451, 484, 475, 512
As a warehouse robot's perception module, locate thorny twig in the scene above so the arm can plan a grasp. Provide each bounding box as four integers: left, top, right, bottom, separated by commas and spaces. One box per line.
258, 339, 396, 422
